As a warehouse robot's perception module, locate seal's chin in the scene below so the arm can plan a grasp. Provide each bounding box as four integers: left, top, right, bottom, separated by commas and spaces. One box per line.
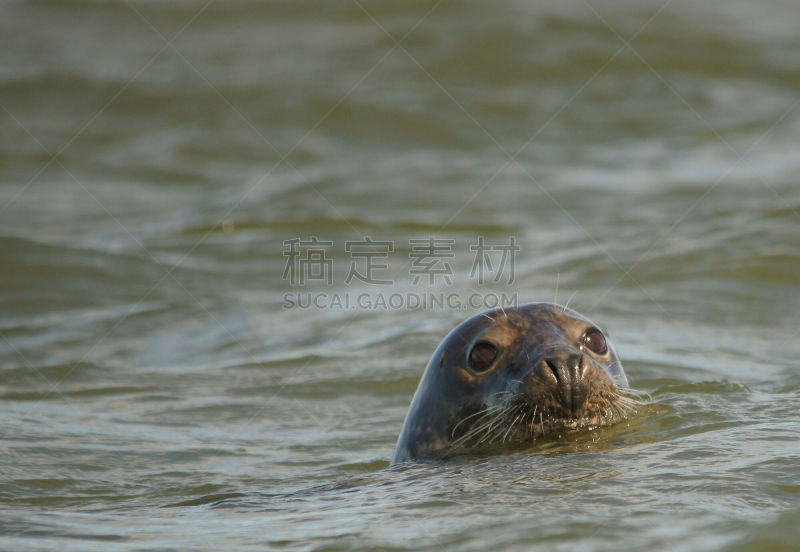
525, 398, 624, 436
446, 372, 638, 455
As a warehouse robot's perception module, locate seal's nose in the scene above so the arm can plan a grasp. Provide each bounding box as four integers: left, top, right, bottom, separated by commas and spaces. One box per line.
541, 352, 588, 415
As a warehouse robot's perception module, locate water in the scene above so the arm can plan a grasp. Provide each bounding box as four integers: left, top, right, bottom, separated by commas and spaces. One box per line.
2, 0, 800, 550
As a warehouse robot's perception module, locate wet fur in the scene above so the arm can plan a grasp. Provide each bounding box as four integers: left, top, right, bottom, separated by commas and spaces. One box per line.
392, 303, 640, 464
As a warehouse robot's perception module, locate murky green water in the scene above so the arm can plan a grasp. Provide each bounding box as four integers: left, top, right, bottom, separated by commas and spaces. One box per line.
2, 0, 800, 550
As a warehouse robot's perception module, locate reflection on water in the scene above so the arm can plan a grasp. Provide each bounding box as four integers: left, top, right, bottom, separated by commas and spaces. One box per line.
1, 0, 799, 550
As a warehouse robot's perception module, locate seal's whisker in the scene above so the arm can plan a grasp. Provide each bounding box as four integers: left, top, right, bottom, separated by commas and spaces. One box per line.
450, 408, 494, 439
485, 405, 516, 435
450, 403, 510, 439
616, 400, 635, 419
612, 396, 640, 417
553, 272, 560, 310
612, 396, 642, 415
484, 410, 515, 445
525, 405, 538, 439
564, 290, 578, 312
615, 393, 641, 406
502, 410, 523, 443
454, 422, 494, 448
498, 303, 508, 319
607, 401, 623, 421
456, 403, 521, 448
615, 386, 651, 403
450, 405, 512, 447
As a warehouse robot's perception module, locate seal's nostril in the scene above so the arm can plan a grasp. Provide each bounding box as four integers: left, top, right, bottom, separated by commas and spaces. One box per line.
542, 354, 589, 415
544, 358, 560, 383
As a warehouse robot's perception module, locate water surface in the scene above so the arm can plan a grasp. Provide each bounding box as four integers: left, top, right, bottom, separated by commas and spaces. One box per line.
2, 0, 800, 550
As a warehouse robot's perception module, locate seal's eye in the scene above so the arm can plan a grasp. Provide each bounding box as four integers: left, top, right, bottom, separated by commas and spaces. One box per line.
469, 342, 497, 373
582, 328, 608, 355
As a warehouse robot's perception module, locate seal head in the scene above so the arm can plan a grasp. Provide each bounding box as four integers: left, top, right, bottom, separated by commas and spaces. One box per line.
391, 302, 633, 464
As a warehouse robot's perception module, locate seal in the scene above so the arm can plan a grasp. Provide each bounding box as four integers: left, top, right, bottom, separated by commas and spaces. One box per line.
391, 302, 636, 464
